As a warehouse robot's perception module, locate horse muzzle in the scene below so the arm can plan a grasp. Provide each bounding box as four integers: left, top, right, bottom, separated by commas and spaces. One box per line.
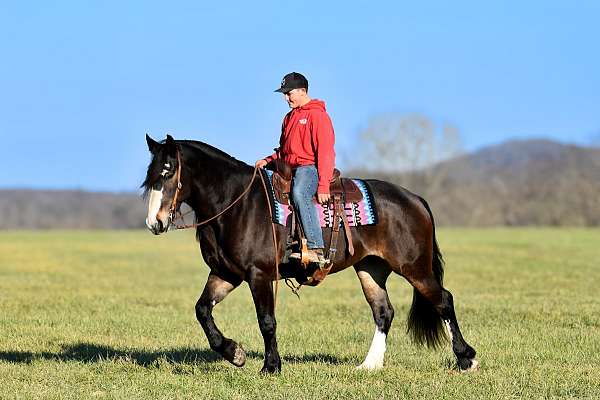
145, 217, 170, 235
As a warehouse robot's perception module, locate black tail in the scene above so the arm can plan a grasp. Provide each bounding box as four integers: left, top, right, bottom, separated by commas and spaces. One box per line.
407, 197, 447, 349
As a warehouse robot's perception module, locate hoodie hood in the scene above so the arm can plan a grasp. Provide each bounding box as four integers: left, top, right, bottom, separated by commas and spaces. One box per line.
298, 99, 326, 112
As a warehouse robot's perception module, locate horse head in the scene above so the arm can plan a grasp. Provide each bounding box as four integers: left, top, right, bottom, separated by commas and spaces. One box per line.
142, 134, 185, 235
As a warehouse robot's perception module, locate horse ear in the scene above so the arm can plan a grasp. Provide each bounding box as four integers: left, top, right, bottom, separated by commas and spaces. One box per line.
165, 134, 177, 156
146, 133, 160, 153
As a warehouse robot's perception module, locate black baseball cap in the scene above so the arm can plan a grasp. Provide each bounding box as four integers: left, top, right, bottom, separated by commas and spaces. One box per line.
274, 72, 308, 93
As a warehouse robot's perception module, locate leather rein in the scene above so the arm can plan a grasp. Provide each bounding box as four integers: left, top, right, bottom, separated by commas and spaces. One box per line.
165, 146, 282, 306
167, 147, 261, 230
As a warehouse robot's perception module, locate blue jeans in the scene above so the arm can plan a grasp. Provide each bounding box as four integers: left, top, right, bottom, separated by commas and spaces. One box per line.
292, 165, 324, 249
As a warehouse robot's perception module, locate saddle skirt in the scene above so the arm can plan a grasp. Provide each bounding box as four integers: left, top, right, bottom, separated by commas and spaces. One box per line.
261, 168, 378, 228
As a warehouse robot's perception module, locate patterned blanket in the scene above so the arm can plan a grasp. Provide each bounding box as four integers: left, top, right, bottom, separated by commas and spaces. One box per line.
261, 169, 378, 227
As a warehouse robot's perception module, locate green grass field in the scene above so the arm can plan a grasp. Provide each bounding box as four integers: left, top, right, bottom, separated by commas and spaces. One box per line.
1, 228, 599, 399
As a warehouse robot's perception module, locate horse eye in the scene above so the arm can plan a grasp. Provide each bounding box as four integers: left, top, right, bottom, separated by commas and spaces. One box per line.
160, 167, 171, 178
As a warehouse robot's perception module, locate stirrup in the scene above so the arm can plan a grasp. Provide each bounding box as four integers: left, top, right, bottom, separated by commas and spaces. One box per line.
289, 249, 329, 265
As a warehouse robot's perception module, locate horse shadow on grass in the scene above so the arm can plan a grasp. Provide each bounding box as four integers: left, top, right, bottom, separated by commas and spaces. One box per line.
0, 342, 353, 368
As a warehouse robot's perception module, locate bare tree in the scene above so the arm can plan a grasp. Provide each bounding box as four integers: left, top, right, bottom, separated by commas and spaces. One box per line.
346, 113, 464, 196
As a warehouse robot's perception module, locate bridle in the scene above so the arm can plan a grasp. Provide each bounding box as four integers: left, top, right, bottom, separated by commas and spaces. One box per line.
163, 145, 282, 306
167, 146, 184, 224
166, 147, 184, 225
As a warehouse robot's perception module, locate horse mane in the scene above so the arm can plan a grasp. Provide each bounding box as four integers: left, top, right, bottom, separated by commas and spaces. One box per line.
140, 139, 251, 198
178, 140, 251, 169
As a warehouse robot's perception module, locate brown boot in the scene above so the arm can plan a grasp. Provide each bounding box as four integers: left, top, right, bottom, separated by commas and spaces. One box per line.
304, 248, 328, 264
289, 248, 329, 266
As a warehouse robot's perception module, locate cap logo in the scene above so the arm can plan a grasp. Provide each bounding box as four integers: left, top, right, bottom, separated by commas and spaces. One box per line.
281, 78, 286, 87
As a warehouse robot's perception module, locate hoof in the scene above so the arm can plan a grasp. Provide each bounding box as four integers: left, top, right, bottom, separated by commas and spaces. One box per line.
231, 345, 246, 367
459, 358, 480, 373
260, 365, 281, 374
356, 362, 383, 371
222, 341, 246, 367
260, 354, 282, 374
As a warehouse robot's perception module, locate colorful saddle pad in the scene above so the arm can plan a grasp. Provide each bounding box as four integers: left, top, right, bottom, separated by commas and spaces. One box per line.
261, 169, 378, 228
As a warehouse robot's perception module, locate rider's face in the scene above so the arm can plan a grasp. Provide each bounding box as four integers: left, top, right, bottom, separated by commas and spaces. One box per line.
284, 88, 307, 109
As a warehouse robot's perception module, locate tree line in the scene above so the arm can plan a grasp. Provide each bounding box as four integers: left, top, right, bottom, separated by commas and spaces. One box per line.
1, 114, 599, 229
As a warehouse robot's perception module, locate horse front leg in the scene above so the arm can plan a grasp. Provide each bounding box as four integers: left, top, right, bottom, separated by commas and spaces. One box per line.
248, 267, 281, 374
195, 273, 245, 367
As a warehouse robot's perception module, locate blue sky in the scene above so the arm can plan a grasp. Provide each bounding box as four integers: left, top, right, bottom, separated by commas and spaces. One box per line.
1, 1, 599, 191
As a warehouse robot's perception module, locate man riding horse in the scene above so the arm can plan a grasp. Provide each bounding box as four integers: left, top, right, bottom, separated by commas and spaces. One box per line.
255, 72, 334, 267
142, 73, 479, 373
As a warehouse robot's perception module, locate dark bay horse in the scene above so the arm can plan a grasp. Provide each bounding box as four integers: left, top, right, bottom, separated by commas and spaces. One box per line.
142, 134, 478, 374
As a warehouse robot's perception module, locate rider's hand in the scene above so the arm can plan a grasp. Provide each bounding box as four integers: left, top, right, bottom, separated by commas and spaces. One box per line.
317, 193, 331, 204
255, 159, 268, 169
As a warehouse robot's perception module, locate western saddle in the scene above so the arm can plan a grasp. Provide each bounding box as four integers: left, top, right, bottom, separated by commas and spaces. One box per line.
269, 160, 362, 286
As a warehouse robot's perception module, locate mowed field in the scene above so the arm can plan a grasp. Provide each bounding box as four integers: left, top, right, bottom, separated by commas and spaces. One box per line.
0, 228, 599, 399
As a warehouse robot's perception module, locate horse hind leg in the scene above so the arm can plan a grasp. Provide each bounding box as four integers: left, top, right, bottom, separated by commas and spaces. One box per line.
403, 259, 479, 372
354, 256, 394, 370
438, 287, 479, 371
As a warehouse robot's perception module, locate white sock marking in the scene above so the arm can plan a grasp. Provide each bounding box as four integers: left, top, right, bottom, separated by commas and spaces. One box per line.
444, 319, 454, 343
357, 327, 386, 370
146, 188, 163, 227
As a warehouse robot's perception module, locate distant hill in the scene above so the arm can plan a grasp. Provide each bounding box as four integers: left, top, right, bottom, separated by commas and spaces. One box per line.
1, 139, 599, 228
437, 139, 600, 184
0, 190, 145, 229
353, 139, 600, 226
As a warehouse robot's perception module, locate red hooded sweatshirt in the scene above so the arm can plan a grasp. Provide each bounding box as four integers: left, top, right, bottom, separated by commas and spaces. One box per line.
265, 99, 336, 194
